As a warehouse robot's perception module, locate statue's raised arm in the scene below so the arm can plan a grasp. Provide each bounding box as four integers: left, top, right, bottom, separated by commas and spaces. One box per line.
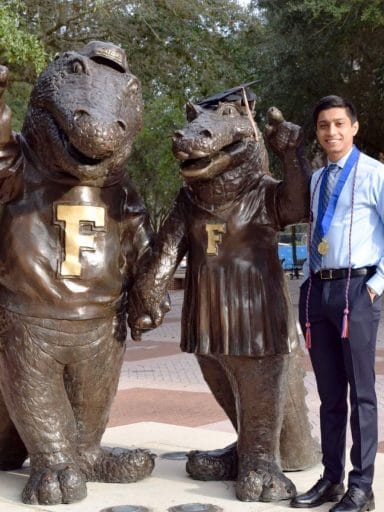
0, 65, 23, 203
265, 106, 312, 226
0, 66, 12, 144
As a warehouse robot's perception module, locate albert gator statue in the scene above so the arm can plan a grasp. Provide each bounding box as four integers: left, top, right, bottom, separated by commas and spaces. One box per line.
0, 42, 160, 505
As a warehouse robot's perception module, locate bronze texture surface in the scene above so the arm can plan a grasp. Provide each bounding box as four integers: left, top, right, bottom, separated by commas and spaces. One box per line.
0, 42, 157, 505
129, 95, 318, 502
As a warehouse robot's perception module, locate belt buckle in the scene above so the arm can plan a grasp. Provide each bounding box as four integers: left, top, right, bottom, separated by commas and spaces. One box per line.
320, 269, 332, 280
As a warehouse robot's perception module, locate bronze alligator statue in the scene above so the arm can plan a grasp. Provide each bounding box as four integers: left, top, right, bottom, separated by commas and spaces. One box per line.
128, 85, 319, 502
0, 41, 157, 505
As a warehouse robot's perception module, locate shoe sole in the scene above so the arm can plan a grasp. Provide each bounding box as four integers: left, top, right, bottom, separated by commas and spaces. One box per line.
290, 493, 344, 508
328, 497, 375, 512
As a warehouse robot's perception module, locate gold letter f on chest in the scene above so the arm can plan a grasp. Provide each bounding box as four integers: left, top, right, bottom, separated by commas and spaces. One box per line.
55, 204, 106, 277
205, 223, 226, 255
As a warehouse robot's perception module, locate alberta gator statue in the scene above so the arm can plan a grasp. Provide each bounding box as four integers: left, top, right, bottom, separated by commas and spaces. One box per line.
0, 42, 158, 505
129, 84, 319, 502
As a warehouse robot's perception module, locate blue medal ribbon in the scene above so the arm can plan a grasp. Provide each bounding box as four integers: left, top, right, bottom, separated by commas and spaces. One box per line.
318, 145, 360, 238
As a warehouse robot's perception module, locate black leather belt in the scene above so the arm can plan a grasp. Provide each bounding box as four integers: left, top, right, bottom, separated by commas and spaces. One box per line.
313, 266, 376, 280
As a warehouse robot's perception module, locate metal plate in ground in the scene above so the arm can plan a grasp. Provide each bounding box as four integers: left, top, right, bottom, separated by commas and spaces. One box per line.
160, 451, 188, 460
100, 506, 152, 512
167, 504, 223, 512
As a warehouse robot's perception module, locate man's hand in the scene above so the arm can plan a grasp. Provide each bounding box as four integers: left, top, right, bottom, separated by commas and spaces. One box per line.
367, 285, 377, 303
264, 106, 303, 157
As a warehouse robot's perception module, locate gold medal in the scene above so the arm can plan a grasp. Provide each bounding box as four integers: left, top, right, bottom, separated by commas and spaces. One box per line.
317, 238, 329, 255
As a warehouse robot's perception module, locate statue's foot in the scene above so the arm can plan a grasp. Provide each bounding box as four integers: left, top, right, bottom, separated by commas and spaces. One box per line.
235, 457, 296, 502
80, 447, 156, 483
22, 463, 87, 505
186, 442, 238, 481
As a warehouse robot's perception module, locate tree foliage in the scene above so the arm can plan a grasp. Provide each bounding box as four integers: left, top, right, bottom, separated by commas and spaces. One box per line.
1, 0, 108, 130
2, 0, 384, 226
246, 0, 384, 157
1, 0, 261, 227
97, 0, 263, 226
0, 1, 47, 80
99, 0, 258, 102
129, 95, 184, 230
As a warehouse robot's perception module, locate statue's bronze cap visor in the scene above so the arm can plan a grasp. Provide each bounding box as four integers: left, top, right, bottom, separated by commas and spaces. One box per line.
196, 80, 259, 109
78, 41, 128, 73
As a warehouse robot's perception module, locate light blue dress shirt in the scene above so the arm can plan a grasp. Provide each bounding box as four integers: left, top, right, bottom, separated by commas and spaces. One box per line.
303, 147, 384, 295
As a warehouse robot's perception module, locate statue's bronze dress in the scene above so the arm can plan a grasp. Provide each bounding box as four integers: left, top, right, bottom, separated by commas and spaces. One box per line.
173, 178, 296, 357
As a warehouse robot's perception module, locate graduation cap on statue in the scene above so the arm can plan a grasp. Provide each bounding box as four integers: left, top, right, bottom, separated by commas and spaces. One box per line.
196, 80, 259, 109
188, 80, 260, 141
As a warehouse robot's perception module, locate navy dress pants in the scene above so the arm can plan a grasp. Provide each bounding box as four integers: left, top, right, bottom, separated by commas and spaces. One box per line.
299, 274, 380, 492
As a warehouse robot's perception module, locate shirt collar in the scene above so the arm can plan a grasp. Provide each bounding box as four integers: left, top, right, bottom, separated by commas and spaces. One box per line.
327, 146, 354, 169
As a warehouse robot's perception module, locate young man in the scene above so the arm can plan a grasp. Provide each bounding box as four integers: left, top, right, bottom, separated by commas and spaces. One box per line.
291, 96, 384, 511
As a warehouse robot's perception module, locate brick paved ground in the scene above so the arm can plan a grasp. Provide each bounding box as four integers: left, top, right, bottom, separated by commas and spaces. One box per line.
1, 275, 383, 512
109, 274, 384, 453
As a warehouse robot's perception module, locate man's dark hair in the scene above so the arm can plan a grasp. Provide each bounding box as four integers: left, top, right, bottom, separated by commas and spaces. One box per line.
312, 95, 358, 126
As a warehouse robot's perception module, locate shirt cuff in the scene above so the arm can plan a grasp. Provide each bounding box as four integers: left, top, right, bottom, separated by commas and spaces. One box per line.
366, 274, 384, 296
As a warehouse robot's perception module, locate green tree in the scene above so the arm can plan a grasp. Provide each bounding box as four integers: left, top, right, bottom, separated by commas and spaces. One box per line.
0, 0, 265, 224
129, 95, 185, 230
245, 0, 384, 157
0, 1, 48, 128
0, 1, 47, 80
100, 0, 263, 227
0, 0, 107, 129
99, 0, 258, 101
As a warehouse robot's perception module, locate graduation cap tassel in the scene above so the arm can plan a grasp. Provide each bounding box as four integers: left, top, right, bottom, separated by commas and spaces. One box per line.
242, 87, 259, 142
305, 321, 312, 349
341, 308, 349, 339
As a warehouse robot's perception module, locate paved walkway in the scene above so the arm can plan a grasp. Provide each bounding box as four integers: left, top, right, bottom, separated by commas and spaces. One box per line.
111, 275, 384, 451
2, 274, 384, 511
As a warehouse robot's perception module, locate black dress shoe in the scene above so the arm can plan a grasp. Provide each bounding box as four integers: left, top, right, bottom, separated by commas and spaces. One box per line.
290, 477, 345, 508
329, 486, 375, 511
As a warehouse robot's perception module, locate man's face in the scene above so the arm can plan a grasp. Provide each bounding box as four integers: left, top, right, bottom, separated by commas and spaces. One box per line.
316, 107, 359, 161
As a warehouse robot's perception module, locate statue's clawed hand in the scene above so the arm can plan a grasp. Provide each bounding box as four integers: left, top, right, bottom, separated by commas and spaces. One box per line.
264, 107, 303, 156
127, 290, 171, 342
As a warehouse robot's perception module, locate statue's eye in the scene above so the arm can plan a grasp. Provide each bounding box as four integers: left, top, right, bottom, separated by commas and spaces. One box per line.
72, 60, 85, 74
222, 106, 236, 116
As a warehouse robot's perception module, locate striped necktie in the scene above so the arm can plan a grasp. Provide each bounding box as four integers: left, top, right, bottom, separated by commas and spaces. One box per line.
310, 163, 339, 272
